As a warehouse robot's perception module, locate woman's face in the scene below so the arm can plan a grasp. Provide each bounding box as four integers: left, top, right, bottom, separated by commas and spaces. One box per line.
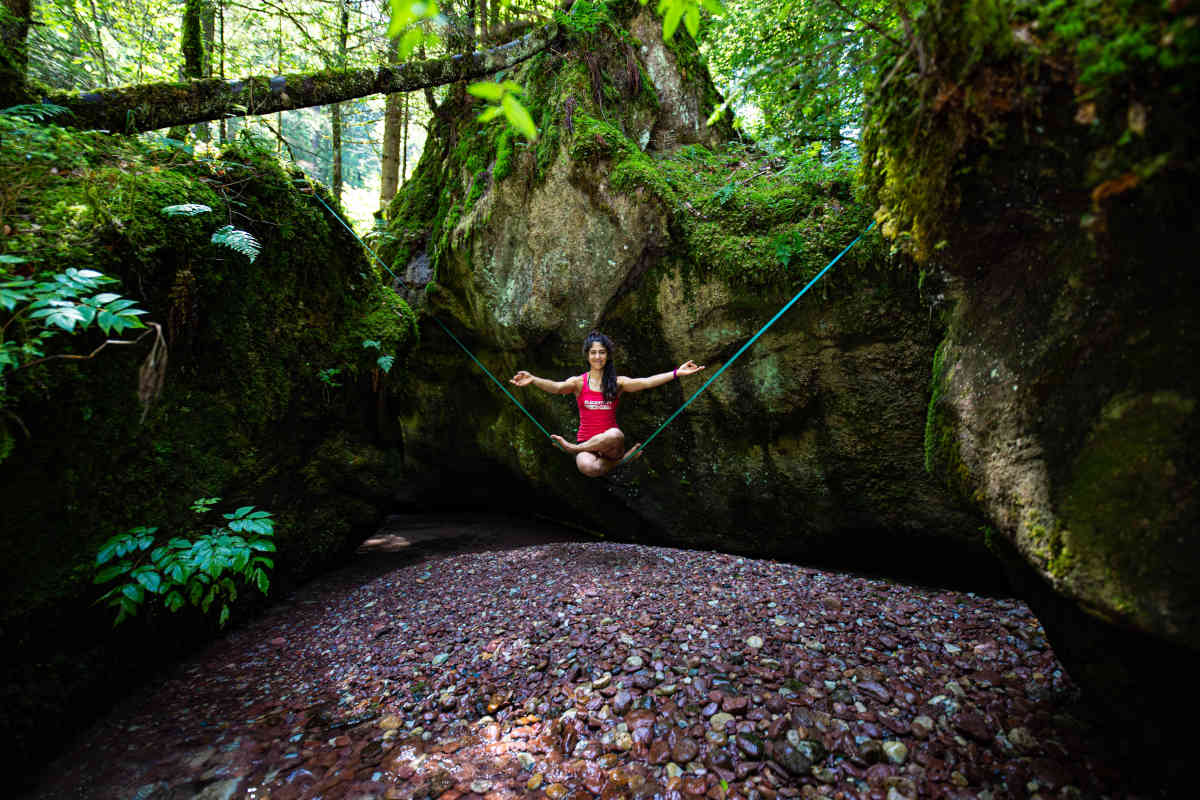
587, 342, 608, 370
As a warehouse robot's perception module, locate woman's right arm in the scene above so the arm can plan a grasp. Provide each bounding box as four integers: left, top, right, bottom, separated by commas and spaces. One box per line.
510, 371, 579, 395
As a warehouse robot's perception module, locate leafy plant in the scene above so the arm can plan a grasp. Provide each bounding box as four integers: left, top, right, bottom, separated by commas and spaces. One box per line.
318, 366, 343, 387
0, 103, 71, 121
387, 0, 442, 58
468, 80, 537, 142
640, 0, 724, 42
160, 204, 262, 263
94, 499, 277, 628
1, 262, 148, 377
161, 203, 214, 217
362, 338, 395, 374
210, 225, 262, 263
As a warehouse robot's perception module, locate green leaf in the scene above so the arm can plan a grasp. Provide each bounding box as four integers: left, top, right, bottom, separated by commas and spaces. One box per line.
165, 590, 185, 612
219, 604, 230, 627
467, 81, 505, 101
396, 27, 424, 60
161, 203, 213, 216
133, 569, 162, 593
121, 583, 144, 604
94, 563, 130, 584
225, 505, 256, 520
501, 94, 538, 142
377, 355, 395, 373
362, 339, 381, 350
700, 0, 723, 14
211, 226, 262, 263
255, 569, 270, 594
250, 539, 276, 552
0, 254, 29, 264
477, 106, 504, 123
663, 1, 685, 40
684, 4, 700, 37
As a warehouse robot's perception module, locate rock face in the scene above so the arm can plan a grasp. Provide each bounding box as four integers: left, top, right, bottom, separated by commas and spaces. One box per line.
862, 0, 1198, 750
385, 6, 984, 565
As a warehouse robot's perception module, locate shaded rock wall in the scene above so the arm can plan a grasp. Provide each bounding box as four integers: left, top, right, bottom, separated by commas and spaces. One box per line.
862, 0, 1199, 758
384, 6, 984, 563
0, 128, 411, 774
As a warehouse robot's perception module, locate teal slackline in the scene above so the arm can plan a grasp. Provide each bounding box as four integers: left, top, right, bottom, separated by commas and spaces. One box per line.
618, 218, 877, 464
298, 178, 875, 464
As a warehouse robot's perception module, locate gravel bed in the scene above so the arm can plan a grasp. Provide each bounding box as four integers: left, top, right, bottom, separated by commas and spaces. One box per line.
27, 534, 1158, 799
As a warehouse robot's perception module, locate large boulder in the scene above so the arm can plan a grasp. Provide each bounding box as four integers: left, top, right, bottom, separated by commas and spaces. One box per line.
863, 0, 1199, 756
384, 4, 986, 567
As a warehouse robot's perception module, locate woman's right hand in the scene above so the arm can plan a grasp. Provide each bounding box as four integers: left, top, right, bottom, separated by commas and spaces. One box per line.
511, 370, 534, 386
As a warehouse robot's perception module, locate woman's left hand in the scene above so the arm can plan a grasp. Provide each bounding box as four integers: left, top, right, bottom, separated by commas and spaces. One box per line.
675, 360, 705, 377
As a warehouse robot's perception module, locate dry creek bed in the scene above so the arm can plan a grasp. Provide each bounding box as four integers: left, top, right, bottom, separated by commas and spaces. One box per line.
28, 518, 1161, 799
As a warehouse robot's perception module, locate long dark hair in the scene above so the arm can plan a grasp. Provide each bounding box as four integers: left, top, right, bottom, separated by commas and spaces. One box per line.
583, 330, 619, 402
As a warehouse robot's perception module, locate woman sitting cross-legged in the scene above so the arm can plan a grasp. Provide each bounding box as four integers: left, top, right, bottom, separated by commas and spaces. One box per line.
510, 330, 704, 477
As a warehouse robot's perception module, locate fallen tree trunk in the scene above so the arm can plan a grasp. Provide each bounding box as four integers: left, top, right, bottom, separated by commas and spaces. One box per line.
44, 21, 560, 134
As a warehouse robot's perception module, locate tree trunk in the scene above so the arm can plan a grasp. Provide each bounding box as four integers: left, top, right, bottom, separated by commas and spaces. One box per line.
0, 0, 31, 106
169, 0, 207, 140
331, 104, 343, 199
330, 0, 349, 202
401, 93, 409, 184
47, 20, 561, 133
379, 33, 403, 212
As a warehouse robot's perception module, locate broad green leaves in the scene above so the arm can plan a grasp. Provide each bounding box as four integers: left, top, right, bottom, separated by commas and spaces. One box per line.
467, 81, 537, 142
1, 265, 148, 379
640, 0, 724, 42
387, 0, 442, 60
94, 498, 277, 627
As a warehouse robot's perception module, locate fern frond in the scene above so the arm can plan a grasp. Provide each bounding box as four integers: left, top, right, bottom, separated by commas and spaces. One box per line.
211, 226, 261, 263
161, 203, 213, 217
0, 103, 71, 121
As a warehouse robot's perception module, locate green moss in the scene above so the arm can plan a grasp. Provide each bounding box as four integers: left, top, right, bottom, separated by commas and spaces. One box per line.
924, 337, 974, 503
1054, 391, 1195, 606
0, 127, 406, 622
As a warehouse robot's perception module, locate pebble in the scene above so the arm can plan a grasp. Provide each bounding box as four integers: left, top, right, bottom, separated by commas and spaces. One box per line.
882, 740, 908, 764
710, 712, 735, 731
746, 635, 764, 649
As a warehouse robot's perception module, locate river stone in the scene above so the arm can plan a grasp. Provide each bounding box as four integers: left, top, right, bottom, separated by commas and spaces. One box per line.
882, 740, 908, 764
710, 712, 735, 731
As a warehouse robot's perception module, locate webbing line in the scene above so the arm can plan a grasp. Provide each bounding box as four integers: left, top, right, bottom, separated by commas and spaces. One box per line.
618, 219, 877, 464
298, 178, 875, 465
299, 181, 557, 441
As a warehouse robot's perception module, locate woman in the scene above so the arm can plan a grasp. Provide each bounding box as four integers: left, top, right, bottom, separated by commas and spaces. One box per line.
510, 331, 705, 477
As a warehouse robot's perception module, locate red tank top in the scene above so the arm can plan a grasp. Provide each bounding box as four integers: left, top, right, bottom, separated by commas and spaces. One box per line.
576, 372, 619, 442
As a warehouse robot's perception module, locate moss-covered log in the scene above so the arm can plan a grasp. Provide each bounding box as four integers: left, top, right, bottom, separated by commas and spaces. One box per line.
46, 21, 561, 133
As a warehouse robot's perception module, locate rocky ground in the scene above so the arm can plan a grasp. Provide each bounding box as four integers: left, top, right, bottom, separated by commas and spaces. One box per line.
26, 515, 1162, 799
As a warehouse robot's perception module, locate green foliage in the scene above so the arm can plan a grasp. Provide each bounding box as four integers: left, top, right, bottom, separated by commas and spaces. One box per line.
93, 499, 277, 628
0, 104, 71, 122
468, 80, 538, 142
387, 0, 442, 59
703, 0, 893, 150
210, 225, 263, 263
0, 265, 148, 377
641, 0, 723, 42
161, 203, 213, 217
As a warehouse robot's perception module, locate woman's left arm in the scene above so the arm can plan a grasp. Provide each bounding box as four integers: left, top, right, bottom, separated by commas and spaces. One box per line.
618, 360, 705, 393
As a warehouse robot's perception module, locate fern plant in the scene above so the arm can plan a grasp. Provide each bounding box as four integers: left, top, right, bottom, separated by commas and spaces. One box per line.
160, 204, 262, 263
0, 103, 70, 121
94, 498, 277, 628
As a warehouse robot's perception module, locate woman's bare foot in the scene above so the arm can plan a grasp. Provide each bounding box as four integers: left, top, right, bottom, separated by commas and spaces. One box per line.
618, 442, 643, 464
550, 434, 583, 454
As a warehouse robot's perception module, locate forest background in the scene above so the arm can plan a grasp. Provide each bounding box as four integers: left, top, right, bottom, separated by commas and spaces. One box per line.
11, 0, 888, 228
